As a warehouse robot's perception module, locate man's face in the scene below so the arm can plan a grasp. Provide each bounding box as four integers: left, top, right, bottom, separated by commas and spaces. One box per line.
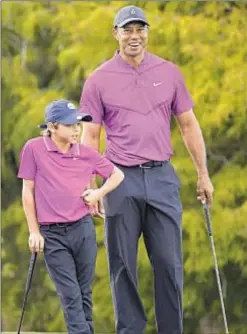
113, 22, 149, 57
49, 122, 81, 144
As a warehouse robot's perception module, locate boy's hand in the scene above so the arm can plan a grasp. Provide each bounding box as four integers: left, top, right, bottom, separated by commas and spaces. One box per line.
82, 189, 103, 207
29, 232, 44, 253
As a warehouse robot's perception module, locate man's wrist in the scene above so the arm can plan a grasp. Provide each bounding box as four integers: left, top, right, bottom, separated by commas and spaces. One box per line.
29, 225, 40, 233
197, 170, 209, 178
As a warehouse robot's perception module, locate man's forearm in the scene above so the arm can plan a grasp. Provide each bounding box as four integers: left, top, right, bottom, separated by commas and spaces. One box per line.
22, 189, 39, 233
81, 124, 102, 189
181, 120, 208, 176
88, 176, 98, 189
81, 128, 100, 151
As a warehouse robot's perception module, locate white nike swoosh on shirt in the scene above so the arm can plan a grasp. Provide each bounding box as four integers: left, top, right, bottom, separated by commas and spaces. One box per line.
153, 82, 163, 87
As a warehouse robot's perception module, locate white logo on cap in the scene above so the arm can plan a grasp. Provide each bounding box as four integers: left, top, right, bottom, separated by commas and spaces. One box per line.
67, 102, 76, 110
130, 8, 136, 15
76, 115, 82, 120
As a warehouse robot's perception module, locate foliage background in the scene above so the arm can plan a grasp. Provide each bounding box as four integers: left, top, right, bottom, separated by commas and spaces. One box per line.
2, 1, 247, 333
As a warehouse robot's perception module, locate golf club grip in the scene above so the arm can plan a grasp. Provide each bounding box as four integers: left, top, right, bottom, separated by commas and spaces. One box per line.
202, 203, 213, 236
25, 252, 37, 293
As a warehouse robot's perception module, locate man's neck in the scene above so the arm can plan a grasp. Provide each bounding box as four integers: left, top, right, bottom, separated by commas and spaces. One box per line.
51, 135, 71, 154
119, 50, 145, 69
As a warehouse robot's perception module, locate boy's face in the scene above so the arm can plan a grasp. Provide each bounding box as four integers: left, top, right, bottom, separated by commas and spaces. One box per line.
49, 122, 82, 144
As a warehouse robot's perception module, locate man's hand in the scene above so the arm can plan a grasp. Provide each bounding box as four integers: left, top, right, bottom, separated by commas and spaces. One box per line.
29, 232, 44, 253
82, 189, 103, 207
84, 176, 105, 218
197, 173, 214, 207
88, 197, 105, 218
92, 197, 105, 218
82, 167, 123, 217
98, 197, 105, 218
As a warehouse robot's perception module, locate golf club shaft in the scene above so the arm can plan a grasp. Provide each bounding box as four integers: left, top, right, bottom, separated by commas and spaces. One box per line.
17, 297, 27, 334
209, 234, 229, 334
25, 252, 37, 293
202, 203, 229, 334
17, 252, 37, 334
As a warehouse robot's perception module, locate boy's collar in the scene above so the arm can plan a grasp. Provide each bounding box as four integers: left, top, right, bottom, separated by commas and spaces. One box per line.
43, 137, 80, 155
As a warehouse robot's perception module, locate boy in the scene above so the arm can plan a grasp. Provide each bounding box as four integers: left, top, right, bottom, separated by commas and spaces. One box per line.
18, 99, 124, 334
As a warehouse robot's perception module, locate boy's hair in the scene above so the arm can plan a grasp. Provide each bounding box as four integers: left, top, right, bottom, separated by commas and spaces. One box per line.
40, 129, 52, 137
40, 123, 58, 137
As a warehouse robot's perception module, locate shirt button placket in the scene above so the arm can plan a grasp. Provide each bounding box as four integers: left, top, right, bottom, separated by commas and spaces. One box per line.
135, 71, 143, 87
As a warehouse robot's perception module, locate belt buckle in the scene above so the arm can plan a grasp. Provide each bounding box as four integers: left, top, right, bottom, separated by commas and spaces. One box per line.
139, 163, 152, 169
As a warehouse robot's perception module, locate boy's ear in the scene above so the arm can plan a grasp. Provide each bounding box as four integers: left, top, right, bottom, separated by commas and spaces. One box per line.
47, 122, 55, 133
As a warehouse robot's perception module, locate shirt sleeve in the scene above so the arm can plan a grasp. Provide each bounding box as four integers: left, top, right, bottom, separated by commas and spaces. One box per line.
79, 75, 104, 124
93, 152, 115, 179
171, 65, 195, 115
17, 141, 37, 180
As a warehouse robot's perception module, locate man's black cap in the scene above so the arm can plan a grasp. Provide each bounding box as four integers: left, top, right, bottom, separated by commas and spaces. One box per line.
114, 5, 150, 28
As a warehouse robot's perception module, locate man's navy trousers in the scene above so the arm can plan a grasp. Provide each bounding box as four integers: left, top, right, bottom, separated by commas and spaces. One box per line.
104, 161, 183, 334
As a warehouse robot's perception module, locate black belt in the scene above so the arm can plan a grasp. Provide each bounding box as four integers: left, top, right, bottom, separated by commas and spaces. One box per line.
40, 221, 80, 230
39, 215, 90, 229
137, 160, 167, 168
113, 160, 169, 169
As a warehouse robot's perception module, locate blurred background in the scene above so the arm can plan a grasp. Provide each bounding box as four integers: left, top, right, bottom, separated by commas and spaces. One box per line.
1, 1, 247, 333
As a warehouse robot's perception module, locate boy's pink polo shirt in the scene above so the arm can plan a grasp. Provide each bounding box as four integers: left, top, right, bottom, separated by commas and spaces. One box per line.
18, 137, 114, 225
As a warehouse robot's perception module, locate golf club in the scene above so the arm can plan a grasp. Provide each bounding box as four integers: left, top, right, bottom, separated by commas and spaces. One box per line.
17, 252, 37, 334
202, 201, 229, 334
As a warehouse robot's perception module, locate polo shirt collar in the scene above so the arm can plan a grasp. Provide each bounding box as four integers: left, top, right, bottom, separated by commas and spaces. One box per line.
115, 50, 149, 69
43, 137, 80, 155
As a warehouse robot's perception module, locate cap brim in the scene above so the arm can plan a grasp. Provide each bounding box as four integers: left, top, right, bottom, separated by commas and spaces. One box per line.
38, 123, 48, 129
59, 113, 93, 124
37, 113, 92, 128
116, 18, 150, 28
76, 113, 93, 122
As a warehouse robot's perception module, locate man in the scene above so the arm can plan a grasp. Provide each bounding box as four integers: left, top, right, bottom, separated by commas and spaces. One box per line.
80, 5, 214, 334
18, 99, 124, 334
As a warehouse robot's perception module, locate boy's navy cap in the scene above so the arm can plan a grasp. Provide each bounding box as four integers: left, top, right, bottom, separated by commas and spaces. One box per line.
114, 5, 149, 28
38, 99, 92, 129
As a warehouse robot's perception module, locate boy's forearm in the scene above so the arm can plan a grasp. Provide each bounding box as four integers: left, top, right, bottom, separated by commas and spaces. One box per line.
98, 168, 124, 197
22, 189, 39, 233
